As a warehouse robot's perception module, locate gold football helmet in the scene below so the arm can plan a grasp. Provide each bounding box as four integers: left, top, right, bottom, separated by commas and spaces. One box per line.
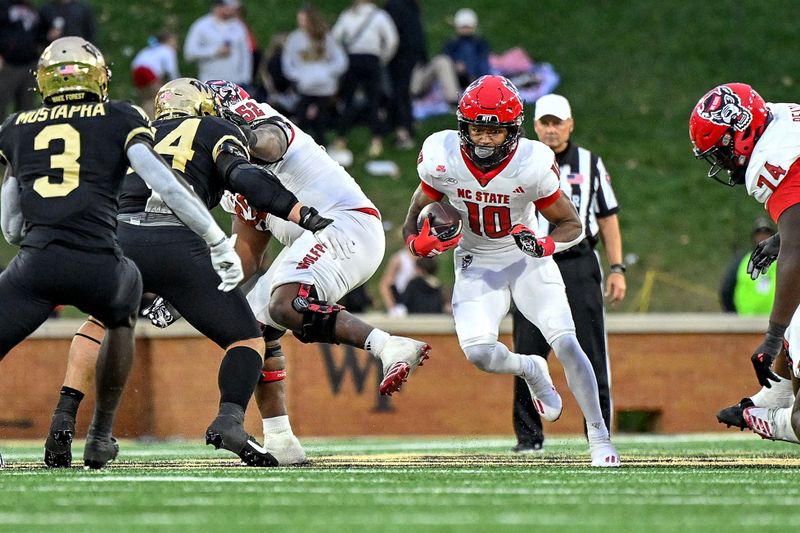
154, 78, 222, 120
36, 37, 110, 104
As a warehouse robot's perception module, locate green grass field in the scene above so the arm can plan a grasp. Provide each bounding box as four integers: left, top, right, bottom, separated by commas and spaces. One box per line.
2, 434, 799, 532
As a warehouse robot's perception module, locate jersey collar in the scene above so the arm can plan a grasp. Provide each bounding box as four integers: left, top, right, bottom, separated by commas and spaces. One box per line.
460, 146, 516, 187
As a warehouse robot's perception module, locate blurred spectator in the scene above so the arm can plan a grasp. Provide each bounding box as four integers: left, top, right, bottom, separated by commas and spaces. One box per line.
237, 5, 262, 96
720, 218, 777, 316
0, 0, 45, 117
401, 257, 447, 314
282, 3, 348, 146
130, 32, 180, 119
331, 0, 398, 159
40, 0, 95, 43
184, 0, 252, 91
379, 247, 416, 317
256, 32, 297, 116
383, 0, 424, 150
443, 8, 490, 89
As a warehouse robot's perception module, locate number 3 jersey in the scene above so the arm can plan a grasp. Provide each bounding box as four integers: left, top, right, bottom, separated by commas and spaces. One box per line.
119, 115, 249, 216
745, 102, 800, 221
417, 130, 562, 254
0, 101, 154, 250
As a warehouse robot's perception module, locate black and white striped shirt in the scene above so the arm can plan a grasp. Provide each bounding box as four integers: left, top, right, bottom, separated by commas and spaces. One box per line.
536, 142, 619, 246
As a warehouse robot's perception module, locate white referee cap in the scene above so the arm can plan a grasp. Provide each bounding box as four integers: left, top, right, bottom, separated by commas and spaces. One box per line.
454, 8, 478, 29
534, 94, 572, 120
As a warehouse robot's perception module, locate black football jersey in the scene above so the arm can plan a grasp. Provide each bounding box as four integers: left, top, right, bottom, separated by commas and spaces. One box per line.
119, 116, 248, 215
0, 101, 154, 250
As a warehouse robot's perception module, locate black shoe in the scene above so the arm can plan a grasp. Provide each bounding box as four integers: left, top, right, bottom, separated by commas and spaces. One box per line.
512, 441, 543, 453
205, 403, 278, 467
716, 398, 754, 430
83, 433, 119, 470
44, 411, 75, 468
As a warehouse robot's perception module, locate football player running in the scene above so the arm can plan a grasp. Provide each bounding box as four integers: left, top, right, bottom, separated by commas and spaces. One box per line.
690, 83, 800, 443
401, 75, 619, 466
42, 78, 338, 468
191, 79, 431, 465
0, 40, 241, 469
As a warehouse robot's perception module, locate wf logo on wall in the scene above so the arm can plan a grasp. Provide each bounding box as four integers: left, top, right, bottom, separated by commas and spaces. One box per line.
318, 344, 394, 412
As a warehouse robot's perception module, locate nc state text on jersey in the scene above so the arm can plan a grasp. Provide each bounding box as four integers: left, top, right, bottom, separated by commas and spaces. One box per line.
456, 188, 510, 204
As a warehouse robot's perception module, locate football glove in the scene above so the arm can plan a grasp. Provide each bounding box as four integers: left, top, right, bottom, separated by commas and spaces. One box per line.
510, 224, 555, 258
751, 323, 787, 388
407, 217, 462, 258
209, 234, 244, 292
298, 207, 354, 260
747, 233, 780, 280
141, 296, 181, 329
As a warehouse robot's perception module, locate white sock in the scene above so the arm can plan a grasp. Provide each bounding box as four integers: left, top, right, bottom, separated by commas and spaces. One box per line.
263, 415, 291, 435
365, 328, 390, 357
751, 376, 794, 408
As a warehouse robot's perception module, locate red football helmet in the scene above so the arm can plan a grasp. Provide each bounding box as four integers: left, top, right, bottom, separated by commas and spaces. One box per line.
457, 75, 524, 167
205, 79, 251, 107
689, 83, 769, 186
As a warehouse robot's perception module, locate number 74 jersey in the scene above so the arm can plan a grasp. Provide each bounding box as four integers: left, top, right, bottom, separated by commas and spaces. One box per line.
745, 103, 800, 221
417, 130, 562, 254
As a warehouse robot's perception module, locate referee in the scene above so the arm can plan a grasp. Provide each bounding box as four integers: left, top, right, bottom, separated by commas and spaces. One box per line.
512, 94, 627, 452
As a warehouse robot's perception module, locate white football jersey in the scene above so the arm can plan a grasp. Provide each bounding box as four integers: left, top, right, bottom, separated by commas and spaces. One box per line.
745, 103, 800, 205
220, 98, 376, 227
417, 131, 560, 254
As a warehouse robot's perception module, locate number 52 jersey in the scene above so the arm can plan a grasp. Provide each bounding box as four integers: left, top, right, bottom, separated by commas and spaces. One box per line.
417, 130, 562, 254
0, 101, 154, 251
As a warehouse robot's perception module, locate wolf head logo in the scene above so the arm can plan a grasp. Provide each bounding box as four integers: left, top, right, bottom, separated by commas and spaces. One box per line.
697, 85, 752, 131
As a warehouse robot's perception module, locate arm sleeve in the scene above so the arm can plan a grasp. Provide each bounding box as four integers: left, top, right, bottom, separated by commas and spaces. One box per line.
217, 152, 299, 221
379, 12, 399, 64
1, 174, 25, 246
126, 142, 225, 245
183, 20, 217, 62
415, 141, 444, 200
328, 34, 349, 77
281, 33, 301, 82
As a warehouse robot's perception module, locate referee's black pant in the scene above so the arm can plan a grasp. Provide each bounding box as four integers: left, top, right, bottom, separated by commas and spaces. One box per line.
512, 246, 612, 445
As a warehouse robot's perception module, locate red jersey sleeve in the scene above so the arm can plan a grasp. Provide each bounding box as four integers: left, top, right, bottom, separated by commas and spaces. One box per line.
420, 181, 444, 201
533, 188, 562, 210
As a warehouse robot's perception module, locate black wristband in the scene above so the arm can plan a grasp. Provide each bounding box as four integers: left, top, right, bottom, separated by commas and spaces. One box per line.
609, 263, 626, 274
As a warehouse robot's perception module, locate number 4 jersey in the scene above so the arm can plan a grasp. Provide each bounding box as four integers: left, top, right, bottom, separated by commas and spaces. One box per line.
745, 102, 800, 221
0, 101, 154, 251
417, 130, 562, 254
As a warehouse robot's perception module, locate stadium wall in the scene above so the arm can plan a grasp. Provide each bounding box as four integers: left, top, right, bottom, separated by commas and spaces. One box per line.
0, 315, 765, 440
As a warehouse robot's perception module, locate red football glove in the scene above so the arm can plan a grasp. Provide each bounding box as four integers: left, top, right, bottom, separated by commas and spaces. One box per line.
407, 217, 462, 257
510, 224, 555, 258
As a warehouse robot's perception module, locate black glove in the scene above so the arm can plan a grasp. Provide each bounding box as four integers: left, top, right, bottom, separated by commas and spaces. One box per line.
747, 233, 780, 280
297, 206, 333, 232
750, 322, 786, 387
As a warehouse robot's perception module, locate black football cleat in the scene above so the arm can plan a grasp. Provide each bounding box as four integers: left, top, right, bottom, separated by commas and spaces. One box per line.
83, 434, 119, 470
44, 411, 75, 468
716, 398, 754, 430
205, 403, 279, 467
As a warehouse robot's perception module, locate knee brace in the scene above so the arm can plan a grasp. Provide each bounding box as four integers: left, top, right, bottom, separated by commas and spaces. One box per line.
291, 283, 343, 344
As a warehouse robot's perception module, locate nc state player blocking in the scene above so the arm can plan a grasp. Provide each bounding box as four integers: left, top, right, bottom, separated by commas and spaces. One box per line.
690, 83, 800, 443
203, 80, 432, 465
402, 75, 619, 466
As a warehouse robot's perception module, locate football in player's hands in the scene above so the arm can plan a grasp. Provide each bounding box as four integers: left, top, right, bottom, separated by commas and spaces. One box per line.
417, 202, 462, 241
